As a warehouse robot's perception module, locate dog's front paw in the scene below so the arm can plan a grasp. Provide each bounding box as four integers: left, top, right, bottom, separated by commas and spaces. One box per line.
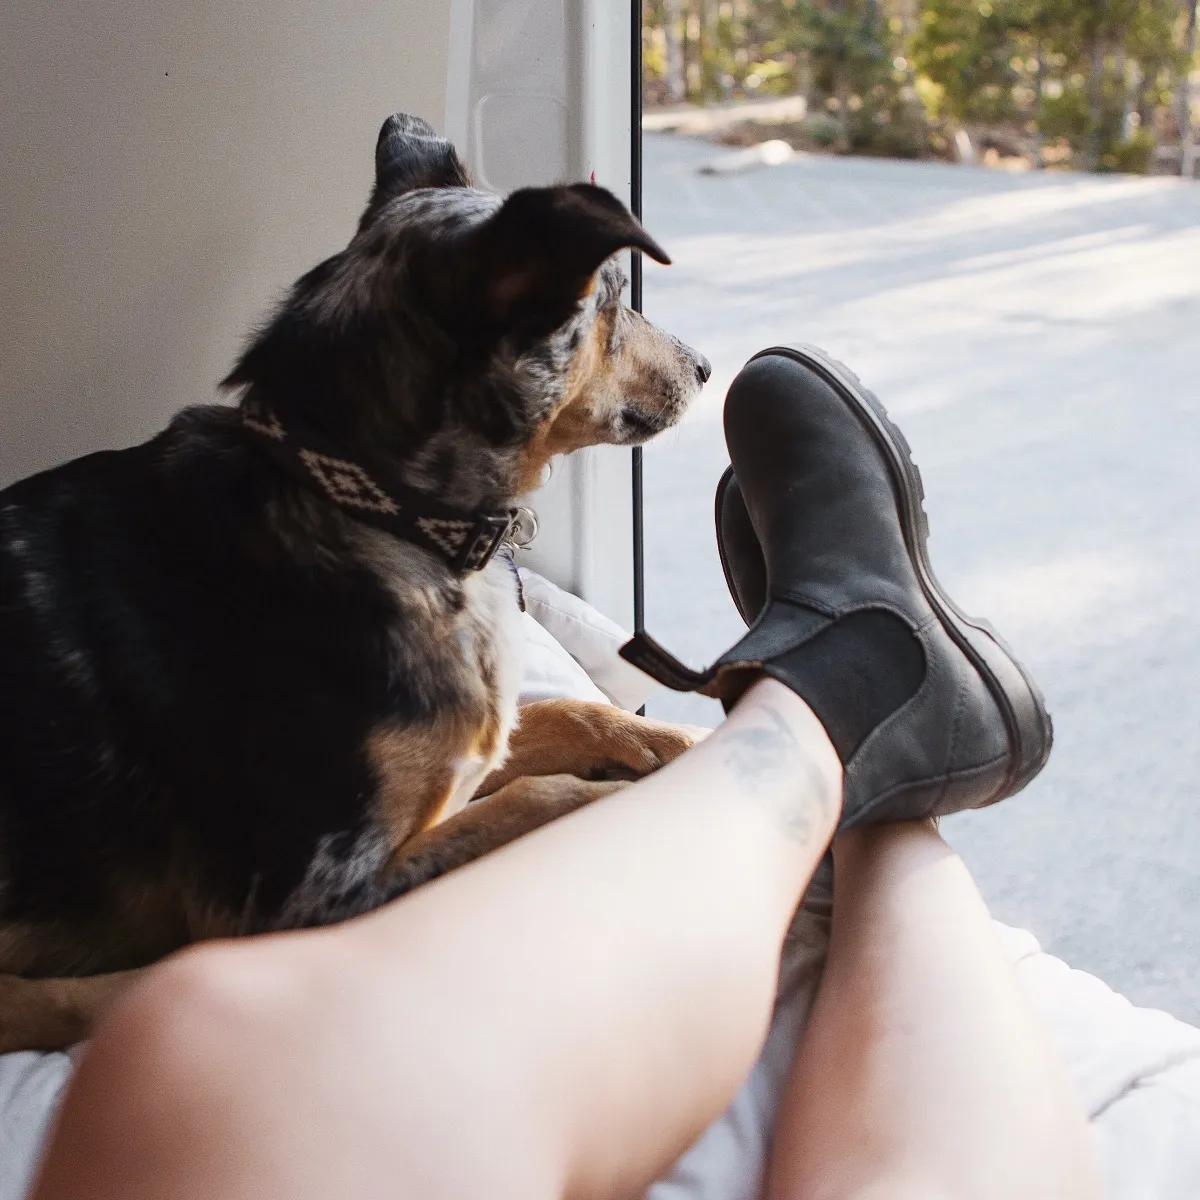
589, 713, 709, 781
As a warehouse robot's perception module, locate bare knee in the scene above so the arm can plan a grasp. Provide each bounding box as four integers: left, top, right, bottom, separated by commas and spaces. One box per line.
91, 940, 320, 1080
33, 939, 565, 1200
31, 942, 327, 1199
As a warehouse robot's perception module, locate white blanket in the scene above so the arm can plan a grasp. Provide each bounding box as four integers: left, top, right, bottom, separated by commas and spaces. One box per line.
2, 570, 1198, 1199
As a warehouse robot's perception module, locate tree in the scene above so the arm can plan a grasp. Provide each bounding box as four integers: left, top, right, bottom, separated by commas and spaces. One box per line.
665, 0, 686, 103
910, 0, 1019, 132
1008, 0, 1083, 167
776, 1, 892, 147
1074, 0, 1146, 170
1182, 0, 1198, 177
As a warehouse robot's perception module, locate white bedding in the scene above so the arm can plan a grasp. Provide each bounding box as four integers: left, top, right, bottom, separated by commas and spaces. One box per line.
3, 568, 1198, 1199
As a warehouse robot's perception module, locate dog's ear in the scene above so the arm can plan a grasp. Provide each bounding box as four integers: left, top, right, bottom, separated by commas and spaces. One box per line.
362, 114, 471, 221
465, 184, 670, 339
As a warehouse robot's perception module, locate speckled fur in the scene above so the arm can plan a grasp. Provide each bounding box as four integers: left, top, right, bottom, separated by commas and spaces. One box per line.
0, 115, 707, 1048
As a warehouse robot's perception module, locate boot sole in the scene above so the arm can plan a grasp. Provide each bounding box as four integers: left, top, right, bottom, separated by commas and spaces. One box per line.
746, 344, 1054, 805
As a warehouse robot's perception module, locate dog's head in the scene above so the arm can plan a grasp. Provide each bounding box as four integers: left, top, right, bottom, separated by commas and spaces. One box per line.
224, 114, 709, 504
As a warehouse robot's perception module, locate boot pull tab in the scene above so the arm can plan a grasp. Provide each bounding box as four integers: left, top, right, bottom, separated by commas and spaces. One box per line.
619, 632, 714, 692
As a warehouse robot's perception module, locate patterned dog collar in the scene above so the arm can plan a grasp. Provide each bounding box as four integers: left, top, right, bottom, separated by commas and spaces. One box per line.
241, 403, 517, 574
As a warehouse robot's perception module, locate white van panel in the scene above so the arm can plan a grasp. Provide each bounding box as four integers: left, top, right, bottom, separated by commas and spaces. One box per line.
0, 2, 453, 488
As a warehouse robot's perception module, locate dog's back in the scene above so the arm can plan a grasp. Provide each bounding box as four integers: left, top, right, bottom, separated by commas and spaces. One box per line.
0, 408, 430, 974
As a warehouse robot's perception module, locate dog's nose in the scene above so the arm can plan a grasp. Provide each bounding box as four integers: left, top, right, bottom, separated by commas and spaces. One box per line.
694, 354, 712, 385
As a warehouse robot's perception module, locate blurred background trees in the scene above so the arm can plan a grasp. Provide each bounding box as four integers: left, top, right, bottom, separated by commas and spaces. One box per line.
642, 0, 1200, 173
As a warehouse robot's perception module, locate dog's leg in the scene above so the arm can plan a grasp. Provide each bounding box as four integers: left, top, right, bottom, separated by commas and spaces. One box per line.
0, 969, 146, 1053
273, 775, 629, 929
476, 699, 708, 797
386, 774, 628, 899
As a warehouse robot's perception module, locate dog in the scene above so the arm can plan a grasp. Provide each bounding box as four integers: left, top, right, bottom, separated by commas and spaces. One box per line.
0, 114, 710, 1052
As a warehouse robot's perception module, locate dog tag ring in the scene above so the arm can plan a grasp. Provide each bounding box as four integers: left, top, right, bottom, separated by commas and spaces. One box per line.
509, 506, 539, 547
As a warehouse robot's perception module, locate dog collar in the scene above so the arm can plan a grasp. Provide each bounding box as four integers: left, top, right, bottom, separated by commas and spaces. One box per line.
240, 402, 517, 574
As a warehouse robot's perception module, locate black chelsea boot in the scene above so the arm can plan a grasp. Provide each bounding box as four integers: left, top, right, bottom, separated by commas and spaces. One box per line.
623, 344, 1052, 829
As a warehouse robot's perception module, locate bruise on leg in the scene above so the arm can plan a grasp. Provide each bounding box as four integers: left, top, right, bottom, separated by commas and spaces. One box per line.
0, 969, 146, 1054
384, 774, 628, 899
476, 699, 705, 797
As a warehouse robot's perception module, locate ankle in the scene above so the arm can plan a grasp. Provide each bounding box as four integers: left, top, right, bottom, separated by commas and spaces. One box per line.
727, 678, 845, 828
832, 817, 947, 878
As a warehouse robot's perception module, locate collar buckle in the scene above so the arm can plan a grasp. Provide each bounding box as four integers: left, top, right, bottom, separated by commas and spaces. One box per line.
454, 510, 518, 573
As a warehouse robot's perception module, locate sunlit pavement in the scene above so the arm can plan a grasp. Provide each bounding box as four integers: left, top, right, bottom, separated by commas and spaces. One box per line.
640, 131, 1200, 1022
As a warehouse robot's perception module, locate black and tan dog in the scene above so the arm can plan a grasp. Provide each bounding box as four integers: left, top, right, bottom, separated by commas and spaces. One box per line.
0, 114, 710, 1051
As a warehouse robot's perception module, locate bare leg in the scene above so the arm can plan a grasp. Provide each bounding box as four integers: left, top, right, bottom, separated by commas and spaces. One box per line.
31, 680, 841, 1200
766, 821, 1102, 1200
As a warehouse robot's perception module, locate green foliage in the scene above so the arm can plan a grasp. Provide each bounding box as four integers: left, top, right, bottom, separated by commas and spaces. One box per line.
1036, 77, 1089, 146
1104, 128, 1156, 174
779, 0, 889, 96
641, 0, 1198, 172
910, 0, 1021, 127
849, 96, 931, 156
803, 111, 844, 145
